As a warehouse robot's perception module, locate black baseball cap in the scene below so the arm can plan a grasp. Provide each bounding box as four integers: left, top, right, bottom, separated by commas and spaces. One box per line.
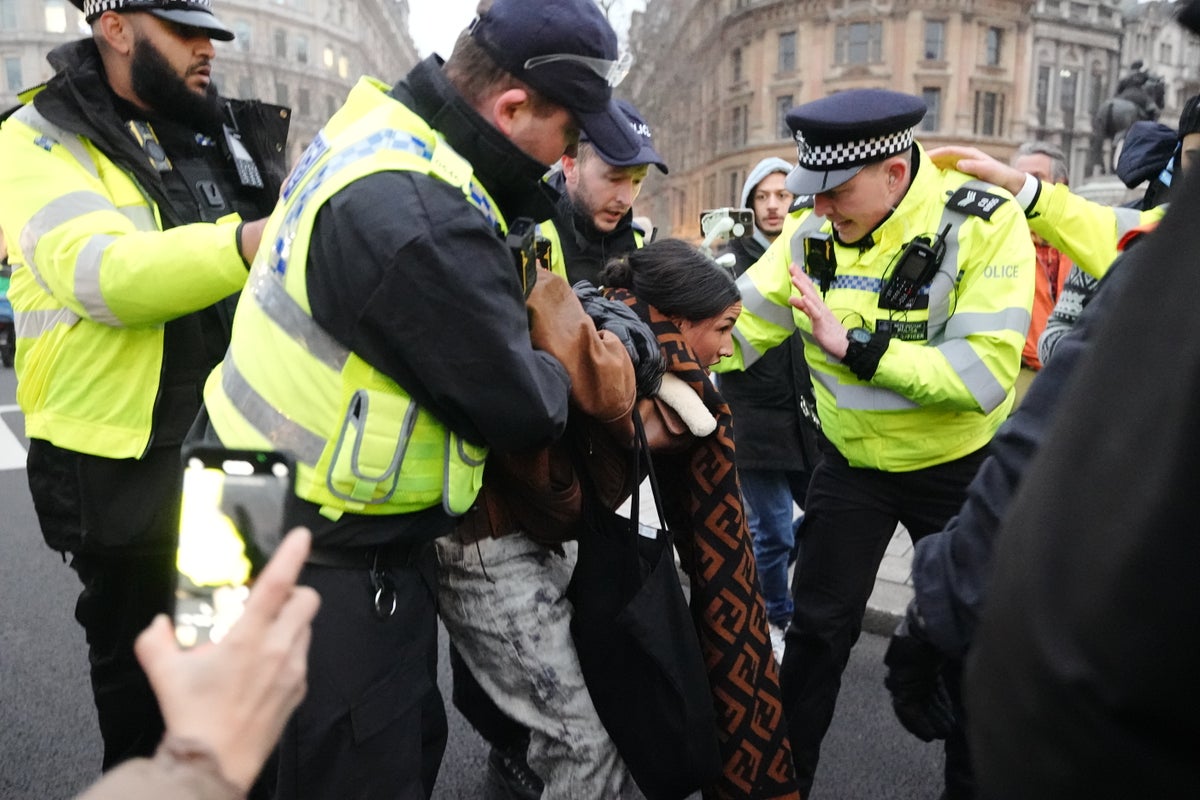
72, 0, 234, 41
784, 89, 927, 195
582, 99, 668, 174
469, 0, 641, 162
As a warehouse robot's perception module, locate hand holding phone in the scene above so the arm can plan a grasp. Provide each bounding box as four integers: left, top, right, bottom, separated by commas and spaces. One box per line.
174, 447, 294, 648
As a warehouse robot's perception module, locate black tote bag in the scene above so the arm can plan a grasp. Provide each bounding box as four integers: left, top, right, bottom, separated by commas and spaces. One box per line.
567, 408, 722, 800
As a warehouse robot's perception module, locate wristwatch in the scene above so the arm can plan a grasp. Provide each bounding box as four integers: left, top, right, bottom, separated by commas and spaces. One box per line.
842, 327, 888, 381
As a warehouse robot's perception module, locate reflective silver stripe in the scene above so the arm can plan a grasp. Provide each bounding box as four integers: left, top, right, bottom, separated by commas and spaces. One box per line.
942, 308, 1031, 340
221, 356, 326, 464
20, 190, 116, 287
937, 338, 1007, 413
736, 271, 795, 332
250, 268, 349, 372
1113, 207, 1143, 239
119, 204, 157, 231
810, 367, 919, 411
13, 307, 81, 338
731, 326, 763, 366
74, 234, 121, 324
14, 104, 98, 180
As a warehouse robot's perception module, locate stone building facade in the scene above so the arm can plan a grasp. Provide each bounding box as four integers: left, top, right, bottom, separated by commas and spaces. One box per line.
626, 0, 1200, 239
0, 0, 419, 163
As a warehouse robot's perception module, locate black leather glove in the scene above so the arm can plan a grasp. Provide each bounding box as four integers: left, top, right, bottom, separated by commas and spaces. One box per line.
573, 281, 665, 396
883, 600, 955, 742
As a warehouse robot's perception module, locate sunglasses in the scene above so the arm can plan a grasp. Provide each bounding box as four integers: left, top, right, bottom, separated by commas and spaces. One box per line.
522, 50, 633, 88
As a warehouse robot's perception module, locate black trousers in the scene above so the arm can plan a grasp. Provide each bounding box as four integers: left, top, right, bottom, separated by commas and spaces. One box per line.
27, 440, 183, 771
779, 443, 987, 799
269, 546, 448, 800
69, 550, 176, 769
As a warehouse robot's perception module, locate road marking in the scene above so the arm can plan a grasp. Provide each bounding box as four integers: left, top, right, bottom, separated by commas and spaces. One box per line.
0, 404, 27, 470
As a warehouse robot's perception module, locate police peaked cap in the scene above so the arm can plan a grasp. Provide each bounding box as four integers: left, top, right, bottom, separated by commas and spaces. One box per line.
70, 0, 234, 41
784, 89, 926, 195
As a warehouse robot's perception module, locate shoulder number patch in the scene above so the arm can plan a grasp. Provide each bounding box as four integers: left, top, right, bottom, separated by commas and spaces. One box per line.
946, 186, 1009, 220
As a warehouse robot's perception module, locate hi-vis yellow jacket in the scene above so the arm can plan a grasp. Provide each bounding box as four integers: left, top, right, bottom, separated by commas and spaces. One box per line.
0, 99, 248, 459
204, 77, 492, 520
713, 146, 1035, 472
538, 217, 643, 281
1024, 180, 1164, 279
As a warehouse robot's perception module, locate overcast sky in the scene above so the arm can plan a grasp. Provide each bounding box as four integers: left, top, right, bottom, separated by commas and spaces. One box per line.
408, 0, 645, 59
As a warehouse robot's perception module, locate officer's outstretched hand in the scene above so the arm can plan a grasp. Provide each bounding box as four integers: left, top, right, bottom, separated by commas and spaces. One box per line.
883, 599, 955, 742
789, 265, 849, 358
926, 146, 1027, 197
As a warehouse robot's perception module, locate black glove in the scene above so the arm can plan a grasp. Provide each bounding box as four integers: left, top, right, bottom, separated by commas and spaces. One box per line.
883, 600, 955, 742
573, 281, 665, 396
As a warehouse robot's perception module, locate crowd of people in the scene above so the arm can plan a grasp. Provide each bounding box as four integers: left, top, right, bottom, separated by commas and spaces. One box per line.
2, 0, 1199, 798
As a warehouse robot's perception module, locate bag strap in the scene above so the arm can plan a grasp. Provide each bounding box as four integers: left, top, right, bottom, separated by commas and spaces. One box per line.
631, 406, 668, 531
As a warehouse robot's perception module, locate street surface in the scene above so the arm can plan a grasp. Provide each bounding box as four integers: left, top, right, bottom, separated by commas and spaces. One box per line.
0, 367, 943, 799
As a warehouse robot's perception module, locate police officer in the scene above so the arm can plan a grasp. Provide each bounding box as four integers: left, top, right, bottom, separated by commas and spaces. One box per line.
449, 96, 667, 800
197, 0, 641, 797
540, 98, 668, 285
0, 0, 286, 771
712, 89, 1034, 798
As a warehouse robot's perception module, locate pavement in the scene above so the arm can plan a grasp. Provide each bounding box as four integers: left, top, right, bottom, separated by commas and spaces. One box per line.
630, 484, 913, 637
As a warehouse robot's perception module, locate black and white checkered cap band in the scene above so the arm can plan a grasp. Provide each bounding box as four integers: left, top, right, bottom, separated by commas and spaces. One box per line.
82, 0, 214, 18
795, 127, 915, 170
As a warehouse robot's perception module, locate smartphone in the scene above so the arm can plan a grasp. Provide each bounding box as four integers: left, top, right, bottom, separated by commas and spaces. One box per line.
173, 447, 295, 648
699, 207, 756, 239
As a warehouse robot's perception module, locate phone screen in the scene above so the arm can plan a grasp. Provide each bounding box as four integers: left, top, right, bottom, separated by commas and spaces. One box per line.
174, 447, 294, 648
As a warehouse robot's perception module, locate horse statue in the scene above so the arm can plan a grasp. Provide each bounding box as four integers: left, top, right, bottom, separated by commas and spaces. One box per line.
1088, 63, 1166, 175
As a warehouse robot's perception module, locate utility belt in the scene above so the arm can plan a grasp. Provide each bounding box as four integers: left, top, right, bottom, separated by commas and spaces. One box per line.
306, 538, 428, 619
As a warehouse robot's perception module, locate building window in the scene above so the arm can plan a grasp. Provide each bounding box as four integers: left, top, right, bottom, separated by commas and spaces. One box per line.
323, 45, 335, 69
234, 20, 252, 52
778, 31, 796, 73
1088, 67, 1105, 114
276, 82, 289, 106
4, 55, 21, 91
704, 174, 716, 209
1036, 65, 1050, 127
776, 94, 794, 139
1060, 70, 1077, 115
1161, 42, 1173, 64
296, 34, 309, 65
338, 55, 349, 79
924, 20, 944, 61
836, 22, 883, 65
730, 106, 747, 149
0, 0, 18, 29
728, 170, 743, 207
985, 27, 1002, 67
920, 88, 940, 132
297, 87, 310, 116
274, 29, 287, 59
975, 91, 1004, 136
731, 48, 742, 84
326, 94, 337, 117
44, 0, 67, 32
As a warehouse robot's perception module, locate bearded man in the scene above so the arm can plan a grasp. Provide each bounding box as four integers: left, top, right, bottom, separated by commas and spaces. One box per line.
0, 0, 287, 771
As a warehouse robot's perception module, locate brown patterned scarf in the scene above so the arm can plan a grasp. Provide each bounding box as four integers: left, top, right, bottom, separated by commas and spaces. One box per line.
605, 287, 801, 800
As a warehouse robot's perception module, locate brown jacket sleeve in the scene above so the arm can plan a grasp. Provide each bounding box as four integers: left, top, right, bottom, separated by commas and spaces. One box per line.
454, 270, 638, 545
525, 269, 635, 423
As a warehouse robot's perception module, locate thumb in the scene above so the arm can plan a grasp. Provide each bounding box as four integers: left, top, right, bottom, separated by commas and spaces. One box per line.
134, 614, 177, 682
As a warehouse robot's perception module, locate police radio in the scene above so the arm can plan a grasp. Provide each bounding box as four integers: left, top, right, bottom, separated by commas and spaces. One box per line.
880, 224, 951, 310
803, 232, 837, 296
505, 217, 538, 299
